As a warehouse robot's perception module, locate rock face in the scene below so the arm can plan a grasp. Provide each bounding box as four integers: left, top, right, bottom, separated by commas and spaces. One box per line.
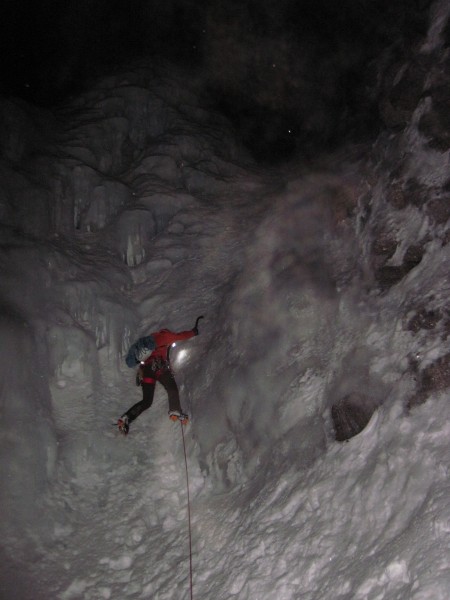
409, 353, 450, 408
379, 56, 430, 130
332, 394, 380, 442
329, 1, 450, 439
373, 243, 425, 290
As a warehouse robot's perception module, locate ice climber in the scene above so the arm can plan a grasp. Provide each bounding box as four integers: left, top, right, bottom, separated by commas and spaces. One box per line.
117, 317, 203, 435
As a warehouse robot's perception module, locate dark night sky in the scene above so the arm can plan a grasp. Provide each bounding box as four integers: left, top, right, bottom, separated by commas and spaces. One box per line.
0, 0, 432, 161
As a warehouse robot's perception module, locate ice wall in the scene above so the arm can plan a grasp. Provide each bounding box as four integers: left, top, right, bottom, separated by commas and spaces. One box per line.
0, 224, 137, 555
0, 310, 55, 550
0, 63, 248, 558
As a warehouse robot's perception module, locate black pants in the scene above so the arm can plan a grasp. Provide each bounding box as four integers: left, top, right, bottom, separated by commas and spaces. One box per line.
124, 367, 182, 423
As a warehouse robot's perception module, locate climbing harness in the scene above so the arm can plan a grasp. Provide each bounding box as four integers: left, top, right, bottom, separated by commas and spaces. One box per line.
180, 421, 194, 600
148, 356, 171, 378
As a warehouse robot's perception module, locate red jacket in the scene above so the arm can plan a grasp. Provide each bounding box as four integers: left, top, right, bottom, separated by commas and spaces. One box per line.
145, 329, 195, 363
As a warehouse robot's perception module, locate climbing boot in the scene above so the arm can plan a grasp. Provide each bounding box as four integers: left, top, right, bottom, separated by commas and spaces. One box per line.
117, 416, 129, 435
168, 410, 189, 425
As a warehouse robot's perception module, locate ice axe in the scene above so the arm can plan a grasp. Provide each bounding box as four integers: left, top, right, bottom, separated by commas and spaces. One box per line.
193, 315, 204, 335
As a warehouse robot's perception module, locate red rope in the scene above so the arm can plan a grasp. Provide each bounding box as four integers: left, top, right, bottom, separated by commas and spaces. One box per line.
181, 422, 194, 600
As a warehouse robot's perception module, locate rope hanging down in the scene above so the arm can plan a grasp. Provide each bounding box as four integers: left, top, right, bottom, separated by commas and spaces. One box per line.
181, 422, 194, 600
